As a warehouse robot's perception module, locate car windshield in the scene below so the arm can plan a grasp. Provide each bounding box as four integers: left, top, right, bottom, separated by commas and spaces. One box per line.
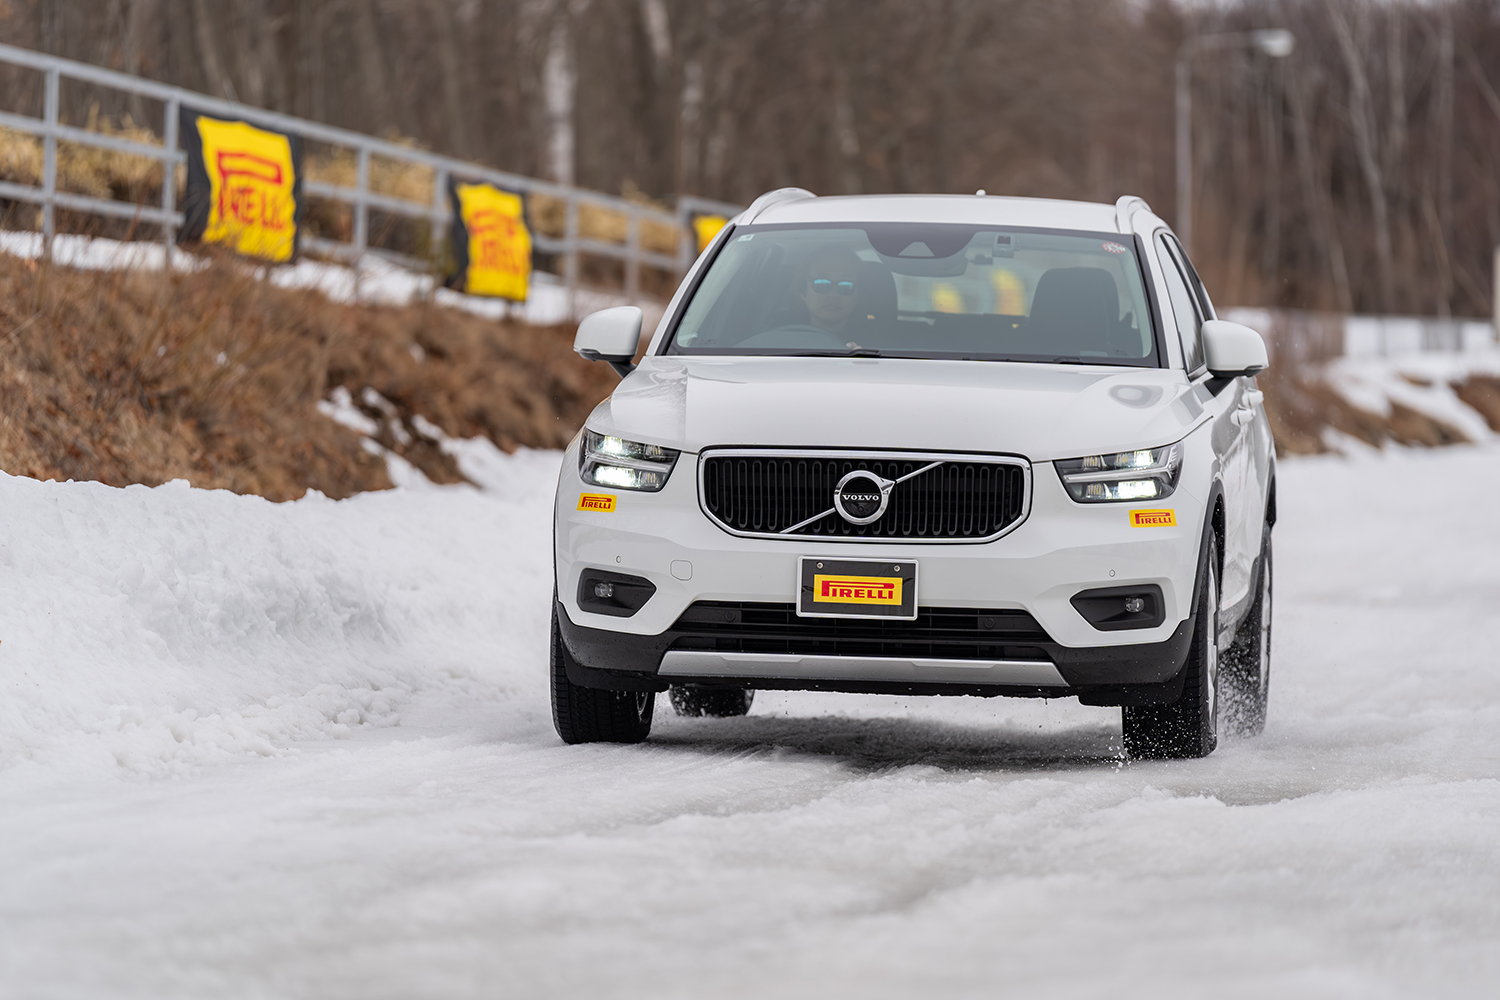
664, 223, 1159, 366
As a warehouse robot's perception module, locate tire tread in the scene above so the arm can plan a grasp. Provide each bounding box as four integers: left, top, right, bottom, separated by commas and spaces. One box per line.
1123, 534, 1219, 759
550, 610, 654, 744
1220, 530, 1272, 737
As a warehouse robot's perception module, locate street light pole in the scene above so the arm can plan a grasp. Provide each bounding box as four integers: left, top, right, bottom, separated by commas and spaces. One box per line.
1175, 28, 1295, 257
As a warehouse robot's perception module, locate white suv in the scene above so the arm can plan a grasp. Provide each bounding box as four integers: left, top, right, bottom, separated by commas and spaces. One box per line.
551, 190, 1275, 759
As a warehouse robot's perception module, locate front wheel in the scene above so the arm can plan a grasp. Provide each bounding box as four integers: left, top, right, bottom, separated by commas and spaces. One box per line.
1123, 532, 1220, 759
1220, 528, 1272, 737
550, 608, 655, 744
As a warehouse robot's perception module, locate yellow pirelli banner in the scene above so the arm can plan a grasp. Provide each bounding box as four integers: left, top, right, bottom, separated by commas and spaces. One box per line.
178, 109, 303, 263
447, 179, 532, 301
690, 211, 729, 255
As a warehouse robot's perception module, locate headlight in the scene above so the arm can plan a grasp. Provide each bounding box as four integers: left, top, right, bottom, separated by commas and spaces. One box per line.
579, 430, 680, 492
1055, 442, 1183, 502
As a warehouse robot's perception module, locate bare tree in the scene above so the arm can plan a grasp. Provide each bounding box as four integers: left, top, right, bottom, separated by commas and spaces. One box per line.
7, 0, 1500, 317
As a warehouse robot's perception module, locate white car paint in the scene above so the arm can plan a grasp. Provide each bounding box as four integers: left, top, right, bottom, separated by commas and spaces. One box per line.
556, 192, 1275, 692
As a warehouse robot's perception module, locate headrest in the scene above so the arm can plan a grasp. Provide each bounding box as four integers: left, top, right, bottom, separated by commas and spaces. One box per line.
1028, 267, 1120, 338
854, 261, 897, 319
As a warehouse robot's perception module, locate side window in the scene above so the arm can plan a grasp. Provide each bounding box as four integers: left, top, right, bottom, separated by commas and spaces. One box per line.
1155, 234, 1205, 373
1165, 234, 1217, 322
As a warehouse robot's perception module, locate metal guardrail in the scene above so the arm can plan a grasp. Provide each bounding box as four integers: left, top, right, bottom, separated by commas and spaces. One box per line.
0, 42, 741, 297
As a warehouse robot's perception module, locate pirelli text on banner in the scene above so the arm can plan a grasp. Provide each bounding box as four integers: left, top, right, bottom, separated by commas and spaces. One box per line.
178, 109, 303, 264
690, 212, 729, 255
447, 179, 533, 302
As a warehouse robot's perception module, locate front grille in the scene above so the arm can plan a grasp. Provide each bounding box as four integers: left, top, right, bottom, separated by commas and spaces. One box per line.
699, 450, 1029, 541
670, 602, 1053, 661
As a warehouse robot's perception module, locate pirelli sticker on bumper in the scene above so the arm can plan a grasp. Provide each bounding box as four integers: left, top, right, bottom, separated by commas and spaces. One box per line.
798, 557, 918, 620
1130, 509, 1177, 528
577, 493, 617, 512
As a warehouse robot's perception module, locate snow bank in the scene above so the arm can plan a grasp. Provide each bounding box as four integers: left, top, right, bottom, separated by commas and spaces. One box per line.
1323, 348, 1500, 443
0, 449, 561, 784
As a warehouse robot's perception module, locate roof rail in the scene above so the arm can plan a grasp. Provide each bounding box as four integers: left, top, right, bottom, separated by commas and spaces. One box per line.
741, 187, 817, 224
1115, 195, 1152, 235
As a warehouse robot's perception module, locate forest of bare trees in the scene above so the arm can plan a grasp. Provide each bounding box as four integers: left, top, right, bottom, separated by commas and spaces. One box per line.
3, 0, 1500, 318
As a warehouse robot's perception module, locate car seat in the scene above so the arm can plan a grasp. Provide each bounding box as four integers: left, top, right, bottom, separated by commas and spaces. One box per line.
845, 261, 899, 348
1024, 267, 1122, 357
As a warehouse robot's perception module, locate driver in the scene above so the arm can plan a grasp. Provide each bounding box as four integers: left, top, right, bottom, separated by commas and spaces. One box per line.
797, 244, 862, 342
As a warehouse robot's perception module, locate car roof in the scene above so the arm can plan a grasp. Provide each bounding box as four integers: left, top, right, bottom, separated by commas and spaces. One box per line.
750, 193, 1124, 233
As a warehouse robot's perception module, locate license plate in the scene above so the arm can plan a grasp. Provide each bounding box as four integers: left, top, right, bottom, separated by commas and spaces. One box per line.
797, 557, 918, 620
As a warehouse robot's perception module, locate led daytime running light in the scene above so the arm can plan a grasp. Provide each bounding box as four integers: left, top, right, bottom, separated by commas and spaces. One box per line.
580, 430, 680, 492
1056, 442, 1183, 503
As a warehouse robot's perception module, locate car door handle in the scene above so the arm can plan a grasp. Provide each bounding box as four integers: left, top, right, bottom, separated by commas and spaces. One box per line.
1232, 389, 1264, 426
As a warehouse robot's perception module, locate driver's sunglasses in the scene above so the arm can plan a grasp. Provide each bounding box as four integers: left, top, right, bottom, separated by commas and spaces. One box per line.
810, 278, 856, 296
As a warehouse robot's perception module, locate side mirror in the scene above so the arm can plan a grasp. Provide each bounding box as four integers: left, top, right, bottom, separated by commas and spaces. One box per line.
574, 306, 644, 378
1202, 320, 1269, 378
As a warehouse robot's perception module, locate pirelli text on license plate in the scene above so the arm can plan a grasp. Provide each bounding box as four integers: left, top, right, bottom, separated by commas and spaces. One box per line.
797, 557, 918, 620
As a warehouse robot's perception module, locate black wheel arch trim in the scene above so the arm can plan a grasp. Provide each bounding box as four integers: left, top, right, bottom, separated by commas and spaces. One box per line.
1195, 479, 1225, 613
1200, 475, 1271, 641
1265, 466, 1277, 528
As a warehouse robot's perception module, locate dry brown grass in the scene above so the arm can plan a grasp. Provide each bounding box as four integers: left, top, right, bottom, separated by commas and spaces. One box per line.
1260, 368, 1479, 454
0, 251, 614, 500
1, 116, 167, 214
529, 184, 681, 256
304, 142, 436, 205
1452, 376, 1500, 432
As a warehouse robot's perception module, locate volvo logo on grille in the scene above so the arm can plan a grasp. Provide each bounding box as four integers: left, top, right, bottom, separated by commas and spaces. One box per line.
834, 470, 896, 524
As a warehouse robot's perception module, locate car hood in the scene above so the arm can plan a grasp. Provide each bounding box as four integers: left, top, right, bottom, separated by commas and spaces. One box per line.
585, 356, 1207, 461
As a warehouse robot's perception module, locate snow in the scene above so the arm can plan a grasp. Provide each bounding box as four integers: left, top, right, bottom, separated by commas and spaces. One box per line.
3, 444, 1500, 997
316, 385, 382, 437
1323, 349, 1500, 443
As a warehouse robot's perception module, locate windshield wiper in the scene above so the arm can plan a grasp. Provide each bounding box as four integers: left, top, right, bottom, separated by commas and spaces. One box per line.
783, 348, 884, 358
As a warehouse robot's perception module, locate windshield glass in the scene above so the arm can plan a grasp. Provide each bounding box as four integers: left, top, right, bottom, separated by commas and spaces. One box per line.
665, 223, 1159, 366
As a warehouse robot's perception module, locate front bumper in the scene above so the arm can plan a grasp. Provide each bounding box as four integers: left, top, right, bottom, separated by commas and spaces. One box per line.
559, 438, 1206, 619
556, 599, 1196, 705
555, 436, 1210, 704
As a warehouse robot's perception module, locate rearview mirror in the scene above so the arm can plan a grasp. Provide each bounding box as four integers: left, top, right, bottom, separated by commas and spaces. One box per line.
574, 306, 643, 378
1202, 320, 1268, 378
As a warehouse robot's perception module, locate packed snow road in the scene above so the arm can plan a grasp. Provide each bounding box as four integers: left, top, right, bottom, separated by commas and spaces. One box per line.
1, 444, 1497, 999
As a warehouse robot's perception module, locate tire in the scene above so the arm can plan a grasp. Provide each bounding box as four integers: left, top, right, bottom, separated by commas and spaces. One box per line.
669, 684, 754, 718
549, 607, 655, 744
1220, 528, 1272, 737
1123, 531, 1220, 759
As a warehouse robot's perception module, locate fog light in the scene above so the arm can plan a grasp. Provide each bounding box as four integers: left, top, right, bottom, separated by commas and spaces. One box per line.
1070, 584, 1165, 631
577, 571, 656, 617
